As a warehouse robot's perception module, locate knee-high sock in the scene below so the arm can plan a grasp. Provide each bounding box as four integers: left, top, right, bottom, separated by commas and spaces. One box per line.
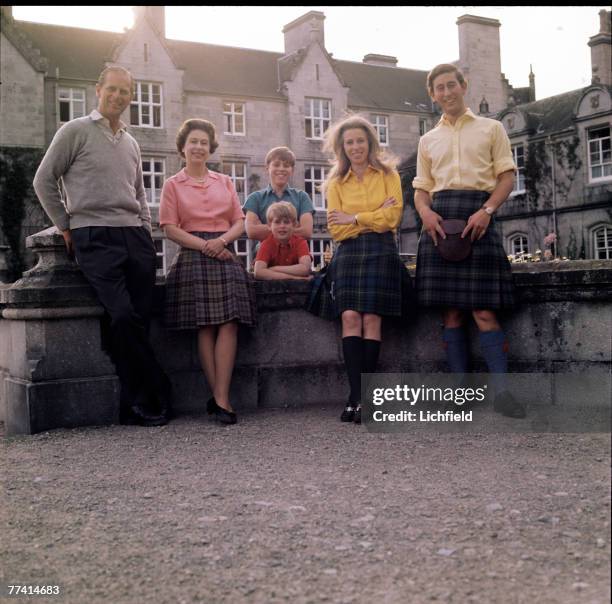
442, 327, 469, 373
479, 330, 508, 395
342, 336, 364, 404
363, 339, 381, 374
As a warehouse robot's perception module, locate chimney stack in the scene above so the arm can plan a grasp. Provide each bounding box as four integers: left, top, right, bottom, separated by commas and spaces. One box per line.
588, 9, 611, 86
283, 11, 325, 55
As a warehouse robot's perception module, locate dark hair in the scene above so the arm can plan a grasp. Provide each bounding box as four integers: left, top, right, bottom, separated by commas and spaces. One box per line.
175, 119, 219, 157
265, 146, 296, 167
97, 65, 133, 90
427, 64, 466, 93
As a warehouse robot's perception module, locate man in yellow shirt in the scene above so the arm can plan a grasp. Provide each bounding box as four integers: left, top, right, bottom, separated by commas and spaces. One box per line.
412, 63, 525, 419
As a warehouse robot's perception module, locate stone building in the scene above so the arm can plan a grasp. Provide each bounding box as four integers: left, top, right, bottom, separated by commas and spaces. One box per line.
1, 6, 610, 281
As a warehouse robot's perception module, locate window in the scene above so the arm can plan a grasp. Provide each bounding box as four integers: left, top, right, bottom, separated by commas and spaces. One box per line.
593, 225, 612, 259
233, 237, 253, 270
58, 88, 85, 124
154, 238, 166, 277
222, 161, 248, 204
130, 82, 162, 128
223, 102, 245, 135
512, 144, 526, 193
372, 115, 388, 146
588, 126, 612, 181
508, 234, 529, 256
142, 157, 165, 205
419, 118, 428, 136
310, 238, 334, 270
305, 98, 331, 139
304, 165, 328, 210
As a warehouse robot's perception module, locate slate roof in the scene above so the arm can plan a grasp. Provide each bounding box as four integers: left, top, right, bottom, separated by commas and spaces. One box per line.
501, 85, 612, 136
11, 19, 432, 111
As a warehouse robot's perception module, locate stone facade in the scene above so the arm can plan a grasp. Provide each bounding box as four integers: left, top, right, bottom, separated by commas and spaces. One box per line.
1, 7, 611, 274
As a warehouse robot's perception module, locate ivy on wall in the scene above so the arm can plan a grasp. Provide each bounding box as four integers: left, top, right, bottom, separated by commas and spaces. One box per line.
0, 147, 47, 281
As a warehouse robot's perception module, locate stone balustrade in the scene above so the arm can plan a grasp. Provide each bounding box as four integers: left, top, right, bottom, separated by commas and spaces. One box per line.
1, 227, 611, 435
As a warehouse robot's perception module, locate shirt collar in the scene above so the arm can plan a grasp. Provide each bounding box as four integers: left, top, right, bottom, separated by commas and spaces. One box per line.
175, 167, 221, 184
341, 164, 380, 184
438, 107, 476, 127
89, 109, 127, 132
265, 184, 291, 197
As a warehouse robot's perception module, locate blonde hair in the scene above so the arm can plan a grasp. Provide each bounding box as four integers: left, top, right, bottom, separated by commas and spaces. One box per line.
322, 114, 397, 191
266, 201, 297, 224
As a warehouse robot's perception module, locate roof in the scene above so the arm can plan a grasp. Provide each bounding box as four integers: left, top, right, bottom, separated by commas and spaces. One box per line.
502, 85, 612, 136
336, 59, 431, 112
11, 19, 432, 110
15, 20, 121, 81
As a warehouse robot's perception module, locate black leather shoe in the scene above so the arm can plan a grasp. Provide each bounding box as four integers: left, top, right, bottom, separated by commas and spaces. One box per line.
353, 404, 362, 424
340, 404, 355, 422
206, 397, 217, 415
494, 391, 526, 419
120, 405, 168, 427
212, 405, 237, 425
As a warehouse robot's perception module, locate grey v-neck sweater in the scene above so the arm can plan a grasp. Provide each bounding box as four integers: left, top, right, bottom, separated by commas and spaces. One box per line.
33, 115, 151, 232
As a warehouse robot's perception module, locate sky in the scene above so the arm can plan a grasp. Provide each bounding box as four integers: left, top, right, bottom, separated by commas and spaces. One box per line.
11, 5, 609, 101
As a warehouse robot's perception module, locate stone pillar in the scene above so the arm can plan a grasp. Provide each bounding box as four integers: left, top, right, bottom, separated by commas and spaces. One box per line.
0, 227, 119, 435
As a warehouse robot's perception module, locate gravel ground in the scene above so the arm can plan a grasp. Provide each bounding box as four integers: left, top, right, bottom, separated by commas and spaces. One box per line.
1, 406, 610, 604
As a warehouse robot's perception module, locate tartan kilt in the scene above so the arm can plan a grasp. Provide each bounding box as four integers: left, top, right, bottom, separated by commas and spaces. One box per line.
164, 232, 257, 329
330, 231, 410, 317
416, 190, 516, 310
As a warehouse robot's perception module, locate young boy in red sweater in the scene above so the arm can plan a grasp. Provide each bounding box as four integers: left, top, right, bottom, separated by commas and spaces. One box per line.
254, 201, 313, 281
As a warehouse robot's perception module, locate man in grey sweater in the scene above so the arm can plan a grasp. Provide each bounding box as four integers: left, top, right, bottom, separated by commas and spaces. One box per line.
34, 66, 172, 427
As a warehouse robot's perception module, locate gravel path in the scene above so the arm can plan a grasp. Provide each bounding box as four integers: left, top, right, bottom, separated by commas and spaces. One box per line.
2, 406, 610, 604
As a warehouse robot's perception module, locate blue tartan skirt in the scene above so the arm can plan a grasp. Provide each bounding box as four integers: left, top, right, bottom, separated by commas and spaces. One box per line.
164, 232, 257, 329
416, 190, 515, 310
329, 231, 407, 317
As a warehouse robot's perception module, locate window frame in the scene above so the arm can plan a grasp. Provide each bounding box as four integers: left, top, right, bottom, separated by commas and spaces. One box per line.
592, 224, 612, 259
141, 157, 166, 206
222, 160, 248, 204
310, 238, 334, 271
304, 165, 328, 210
511, 143, 526, 194
587, 125, 612, 183
371, 114, 389, 147
57, 87, 86, 125
223, 101, 246, 136
130, 81, 163, 129
233, 237, 253, 270
304, 97, 331, 140
153, 238, 167, 277
508, 233, 529, 256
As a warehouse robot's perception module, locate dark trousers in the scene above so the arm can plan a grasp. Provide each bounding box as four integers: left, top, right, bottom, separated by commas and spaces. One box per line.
71, 226, 171, 414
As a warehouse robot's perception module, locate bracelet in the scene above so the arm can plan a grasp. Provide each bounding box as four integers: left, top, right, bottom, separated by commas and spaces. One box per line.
219, 236, 228, 246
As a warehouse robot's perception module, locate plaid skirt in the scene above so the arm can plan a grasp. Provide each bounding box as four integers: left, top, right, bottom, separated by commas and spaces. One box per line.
416, 190, 515, 310
164, 232, 257, 329
329, 231, 407, 317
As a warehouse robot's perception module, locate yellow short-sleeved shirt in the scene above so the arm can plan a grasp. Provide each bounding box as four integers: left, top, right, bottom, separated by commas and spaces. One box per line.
412, 109, 515, 194
326, 166, 403, 242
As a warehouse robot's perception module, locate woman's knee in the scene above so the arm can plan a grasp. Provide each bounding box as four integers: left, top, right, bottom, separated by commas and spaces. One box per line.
362, 313, 382, 331
342, 310, 362, 331
472, 309, 500, 330
443, 309, 465, 328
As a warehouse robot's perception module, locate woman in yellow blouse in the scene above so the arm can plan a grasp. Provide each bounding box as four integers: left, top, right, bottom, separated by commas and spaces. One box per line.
321, 114, 409, 424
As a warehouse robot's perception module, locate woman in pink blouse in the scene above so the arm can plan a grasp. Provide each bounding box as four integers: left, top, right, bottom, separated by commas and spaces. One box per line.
160, 119, 256, 425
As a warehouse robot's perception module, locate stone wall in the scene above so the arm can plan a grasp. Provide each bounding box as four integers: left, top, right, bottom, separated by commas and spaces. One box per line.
1, 227, 610, 435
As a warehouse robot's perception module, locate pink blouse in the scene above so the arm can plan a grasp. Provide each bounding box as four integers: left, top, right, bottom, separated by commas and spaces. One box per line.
159, 169, 244, 232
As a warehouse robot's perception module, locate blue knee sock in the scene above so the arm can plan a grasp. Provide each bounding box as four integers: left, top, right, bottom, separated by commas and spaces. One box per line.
442, 327, 469, 373
479, 330, 508, 395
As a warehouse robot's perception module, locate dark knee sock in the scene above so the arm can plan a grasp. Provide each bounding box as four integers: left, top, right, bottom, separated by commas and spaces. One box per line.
442, 327, 469, 373
342, 336, 364, 404
362, 339, 381, 374
479, 330, 508, 394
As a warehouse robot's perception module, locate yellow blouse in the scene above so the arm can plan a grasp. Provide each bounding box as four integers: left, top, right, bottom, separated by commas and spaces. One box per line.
326, 166, 403, 242
412, 109, 515, 194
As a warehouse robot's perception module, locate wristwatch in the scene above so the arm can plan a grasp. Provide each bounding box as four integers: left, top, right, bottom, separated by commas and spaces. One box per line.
481, 206, 495, 216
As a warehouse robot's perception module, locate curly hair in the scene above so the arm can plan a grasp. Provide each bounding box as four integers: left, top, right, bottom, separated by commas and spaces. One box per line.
176, 118, 219, 157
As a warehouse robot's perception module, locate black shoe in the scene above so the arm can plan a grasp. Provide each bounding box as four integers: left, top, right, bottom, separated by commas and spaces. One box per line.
120, 405, 168, 427
340, 404, 356, 422
494, 391, 526, 419
353, 404, 362, 424
211, 403, 237, 425
206, 397, 217, 415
